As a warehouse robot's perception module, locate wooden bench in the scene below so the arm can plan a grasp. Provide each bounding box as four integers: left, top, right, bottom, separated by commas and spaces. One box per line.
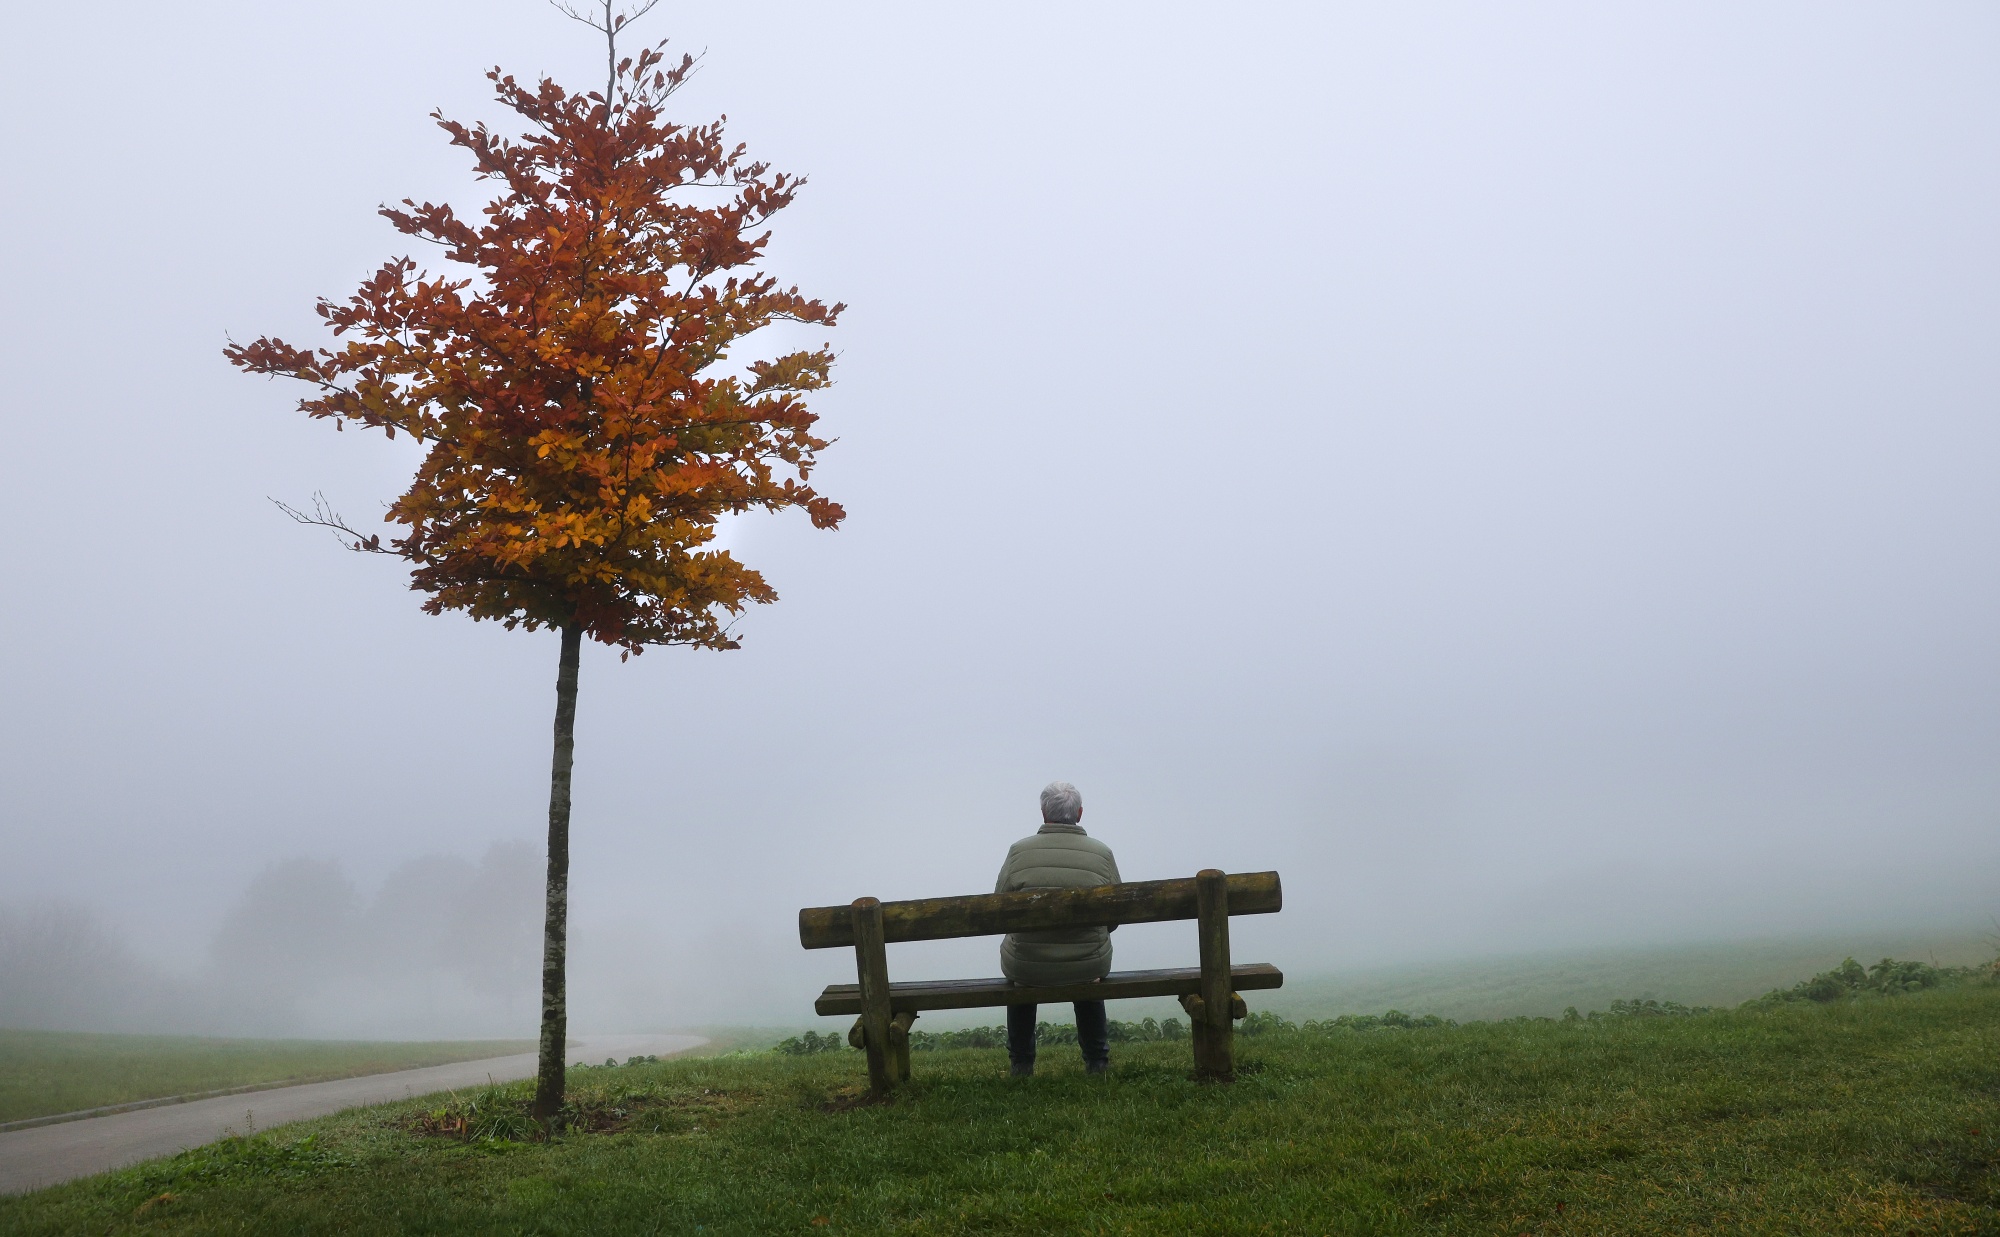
798, 868, 1283, 1091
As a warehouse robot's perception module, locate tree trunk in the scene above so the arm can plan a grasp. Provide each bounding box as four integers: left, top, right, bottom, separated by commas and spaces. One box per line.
533, 624, 583, 1125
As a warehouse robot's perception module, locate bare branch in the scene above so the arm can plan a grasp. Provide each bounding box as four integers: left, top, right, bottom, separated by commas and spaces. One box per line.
547, 0, 609, 33
617, 0, 664, 28
548, 0, 664, 109
272, 492, 395, 554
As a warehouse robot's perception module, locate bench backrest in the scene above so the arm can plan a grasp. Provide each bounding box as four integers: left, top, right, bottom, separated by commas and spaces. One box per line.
797, 870, 1281, 950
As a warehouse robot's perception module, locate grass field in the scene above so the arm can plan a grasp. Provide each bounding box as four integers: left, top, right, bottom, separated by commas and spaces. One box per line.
0, 1031, 533, 1124
1257, 930, 1998, 1025
4, 982, 1996, 1234
884, 931, 2000, 1034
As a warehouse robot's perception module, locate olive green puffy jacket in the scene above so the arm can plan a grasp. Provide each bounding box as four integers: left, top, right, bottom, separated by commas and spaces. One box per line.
994, 823, 1122, 986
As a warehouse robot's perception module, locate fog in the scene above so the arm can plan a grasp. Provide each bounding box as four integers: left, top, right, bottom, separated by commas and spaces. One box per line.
0, 845, 539, 1037
1, 2, 1995, 1037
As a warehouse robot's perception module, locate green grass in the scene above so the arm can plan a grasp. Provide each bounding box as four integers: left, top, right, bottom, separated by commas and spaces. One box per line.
5, 985, 1997, 1234
1258, 931, 1999, 1025
0, 1031, 532, 1123
890, 931, 2000, 1034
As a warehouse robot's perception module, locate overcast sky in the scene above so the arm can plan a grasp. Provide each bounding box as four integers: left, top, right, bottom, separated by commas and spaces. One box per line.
2, 2, 1996, 1032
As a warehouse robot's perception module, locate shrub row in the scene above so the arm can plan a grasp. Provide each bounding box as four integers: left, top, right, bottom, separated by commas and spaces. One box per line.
1746, 955, 1987, 1006
771, 956, 1998, 1055
775, 1016, 1196, 1056
774, 1010, 1454, 1054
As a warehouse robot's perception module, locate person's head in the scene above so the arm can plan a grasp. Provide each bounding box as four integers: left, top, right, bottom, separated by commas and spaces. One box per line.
1039, 781, 1083, 825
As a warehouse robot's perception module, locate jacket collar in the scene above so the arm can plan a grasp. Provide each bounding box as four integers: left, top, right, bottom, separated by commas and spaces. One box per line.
1037, 822, 1087, 835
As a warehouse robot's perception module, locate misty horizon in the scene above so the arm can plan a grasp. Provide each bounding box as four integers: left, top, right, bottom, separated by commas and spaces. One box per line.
2, 1, 1996, 1039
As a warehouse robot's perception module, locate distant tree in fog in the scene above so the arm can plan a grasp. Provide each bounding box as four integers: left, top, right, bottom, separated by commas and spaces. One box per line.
204, 845, 541, 1037
224, 2, 844, 1121
0, 845, 544, 1037
354, 843, 542, 1000
209, 859, 362, 1003
0, 903, 162, 1032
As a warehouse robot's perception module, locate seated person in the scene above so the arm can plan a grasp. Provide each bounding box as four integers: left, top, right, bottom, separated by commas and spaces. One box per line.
994, 781, 1121, 1076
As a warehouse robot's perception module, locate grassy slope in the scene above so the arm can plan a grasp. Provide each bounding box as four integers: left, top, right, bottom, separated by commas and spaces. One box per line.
0, 1031, 533, 1123
4, 986, 1997, 1235
893, 931, 1999, 1033
1258, 931, 1999, 1025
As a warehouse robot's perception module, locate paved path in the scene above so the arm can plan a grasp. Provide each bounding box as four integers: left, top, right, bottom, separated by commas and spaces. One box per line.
0, 1033, 706, 1196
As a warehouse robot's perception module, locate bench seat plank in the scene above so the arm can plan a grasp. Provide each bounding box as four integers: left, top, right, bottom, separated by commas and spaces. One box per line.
814, 962, 1283, 1016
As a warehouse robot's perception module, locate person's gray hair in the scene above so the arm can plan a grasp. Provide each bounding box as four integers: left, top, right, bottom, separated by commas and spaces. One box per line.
1039, 781, 1083, 824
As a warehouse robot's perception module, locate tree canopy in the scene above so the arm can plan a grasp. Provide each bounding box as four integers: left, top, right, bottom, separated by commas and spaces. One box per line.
227, 42, 845, 654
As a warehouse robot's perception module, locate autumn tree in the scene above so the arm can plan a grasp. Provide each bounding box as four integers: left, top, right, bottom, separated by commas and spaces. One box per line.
226, 4, 844, 1122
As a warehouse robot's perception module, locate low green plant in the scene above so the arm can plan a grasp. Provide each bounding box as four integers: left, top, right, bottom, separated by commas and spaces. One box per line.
412, 1085, 544, 1142
404, 1067, 751, 1145
1254, 1009, 1456, 1033
1596, 997, 1712, 1018
1748, 955, 1984, 1006
772, 1030, 845, 1056
906, 1024, 1004, 1052
121, 1133, 355, 1192
1105, 1015, 1187, 1043
780, 1016, 1198, 1055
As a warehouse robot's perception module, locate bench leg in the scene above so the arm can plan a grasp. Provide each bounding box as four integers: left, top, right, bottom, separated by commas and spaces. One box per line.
849, 1010, 917, 1084
1180, 994, 1208, 1067
1194, 869, 1235, 1081
851, 898, 896, 1094
1180, 990, 1247, 1081
889, 1011, 916, 1083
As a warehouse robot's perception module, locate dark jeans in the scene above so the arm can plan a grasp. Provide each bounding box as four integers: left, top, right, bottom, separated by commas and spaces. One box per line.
1007, 1000, 1109, 1069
